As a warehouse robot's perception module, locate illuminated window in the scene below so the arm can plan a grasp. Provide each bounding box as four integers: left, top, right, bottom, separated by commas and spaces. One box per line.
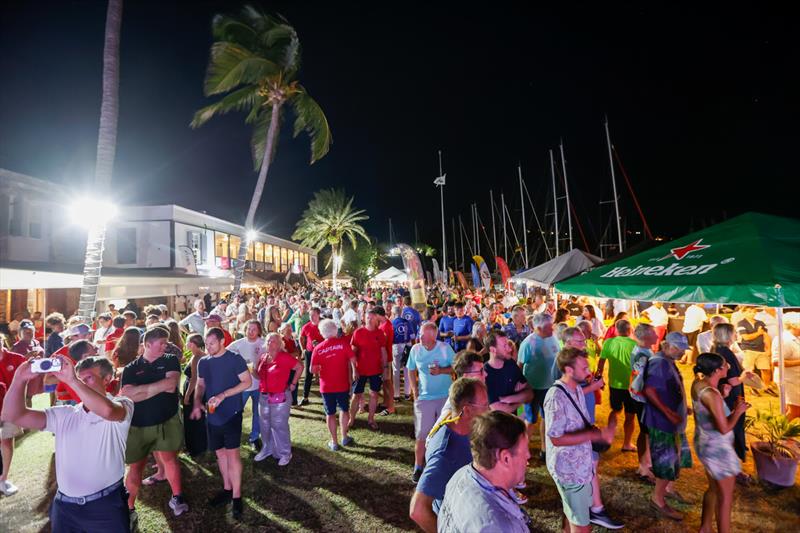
273, 246, 281, 271
214, 232, 229, 258
230, 235, 242, 259
246, 241, 254, 261
265, 244, 273, 268
281, 248, 288, 271
288, 249, 295, 269
255, 242, 264, 262
303, 252, 309, 269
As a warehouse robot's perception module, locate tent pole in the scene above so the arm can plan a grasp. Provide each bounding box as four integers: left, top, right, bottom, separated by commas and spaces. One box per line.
776, 307, 786, 414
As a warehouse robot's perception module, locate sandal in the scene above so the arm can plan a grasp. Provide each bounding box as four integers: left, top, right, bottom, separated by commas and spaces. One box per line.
142, 475, 167, 486
367, 421, 379, 431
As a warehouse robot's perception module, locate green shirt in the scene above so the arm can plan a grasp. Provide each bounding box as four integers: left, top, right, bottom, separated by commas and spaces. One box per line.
289, 311, 310, 333
599, 336, 638, 390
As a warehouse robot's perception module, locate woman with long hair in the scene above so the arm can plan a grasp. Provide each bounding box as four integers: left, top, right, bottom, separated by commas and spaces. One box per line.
165, 319, 184, 353
691, 353, 749, 533
182, 333, 208, 457
603, 312, 629, 340
711, 323, 755, 482
554, 307, 570, 326
581, 304, 606, 338
111, 327, 142, 373
264, 305, 282, 334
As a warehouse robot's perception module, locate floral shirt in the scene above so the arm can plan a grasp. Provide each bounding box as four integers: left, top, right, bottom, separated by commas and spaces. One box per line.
544, 381, 594, 485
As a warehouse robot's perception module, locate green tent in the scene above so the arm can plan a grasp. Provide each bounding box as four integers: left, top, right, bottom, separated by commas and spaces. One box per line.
555, 212, 800, 307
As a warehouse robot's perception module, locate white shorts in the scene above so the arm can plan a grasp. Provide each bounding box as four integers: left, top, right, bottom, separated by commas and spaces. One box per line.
414, 398, 447, 440
0, 420, 23, 440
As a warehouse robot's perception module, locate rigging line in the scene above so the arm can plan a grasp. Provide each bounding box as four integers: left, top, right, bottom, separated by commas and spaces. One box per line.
521, 179, 553, 260
553, 161, 591, 251
612, 145, 654, 240
475, 210, 497, 258
502, 201, 522, 249
458, 217, 476, 258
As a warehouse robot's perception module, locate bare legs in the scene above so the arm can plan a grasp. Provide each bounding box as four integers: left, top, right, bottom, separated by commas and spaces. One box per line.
700, 471, 735, 533
215, 448, 242, 498
0, 438, 13, 483
326, 411, 350, 445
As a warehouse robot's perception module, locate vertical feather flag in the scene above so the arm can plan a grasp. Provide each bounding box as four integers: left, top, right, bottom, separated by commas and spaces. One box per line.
495, 256, 511, 285
470, 263, 481, 288
479, 261, 492, 290
432, 258, 442, 284
449, 268, 455, 287
473, 255, 485, 268
455, 270, 469, 290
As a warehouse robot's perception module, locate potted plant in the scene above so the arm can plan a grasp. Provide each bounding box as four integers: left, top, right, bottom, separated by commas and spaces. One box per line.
745, 408, 800, 487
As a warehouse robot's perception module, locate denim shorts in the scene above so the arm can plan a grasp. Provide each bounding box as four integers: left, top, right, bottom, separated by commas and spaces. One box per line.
352, 374, 382, 394
321, 391, 351, 415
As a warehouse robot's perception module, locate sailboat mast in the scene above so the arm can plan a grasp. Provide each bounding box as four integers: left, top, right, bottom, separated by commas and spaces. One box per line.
604, 117, 624, 253
518, 164, 528, 269
550, 149, 559, 256
559, 140, 573, 251
490, 190, 497, 257
501, 193, 508, 260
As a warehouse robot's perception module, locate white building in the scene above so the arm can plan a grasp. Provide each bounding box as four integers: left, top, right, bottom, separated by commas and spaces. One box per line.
0, 168, 317, 321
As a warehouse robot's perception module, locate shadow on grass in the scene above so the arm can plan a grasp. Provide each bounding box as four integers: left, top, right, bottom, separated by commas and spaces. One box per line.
345, 443, 416, 465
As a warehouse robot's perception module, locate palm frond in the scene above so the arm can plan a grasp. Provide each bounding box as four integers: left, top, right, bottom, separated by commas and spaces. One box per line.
290, 87, 331, 164
190, 85, 259, 128
204, 42, 280, 96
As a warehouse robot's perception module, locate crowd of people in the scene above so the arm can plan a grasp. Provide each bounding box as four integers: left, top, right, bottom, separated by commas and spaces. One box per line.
0, 282, 797, 533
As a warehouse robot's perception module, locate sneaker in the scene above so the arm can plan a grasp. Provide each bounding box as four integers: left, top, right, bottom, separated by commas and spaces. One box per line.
300, 397, 309, 406
0, 480, 19, 496
169, 495, 189, 516
250, 438, 263, 452
404, 394, 412, 401
232, 497, 243, 520
209, 489, 233, 507
515, 481, 527, 489
129, 509, 139, 532
328, 441, 340, 452
254, 447, 272, 462
510, 489, 528, 505
412, 467, 423, 484
538, 450, 546, 462
278, 454, 292, 466
341, 436, 354, 447
590, 508, 624, 530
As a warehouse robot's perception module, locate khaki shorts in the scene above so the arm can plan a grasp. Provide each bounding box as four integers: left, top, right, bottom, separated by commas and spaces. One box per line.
743, 350, 770, 371
0, 420, 23, 440
125, 413, 184, 464
554, 480, 593, 527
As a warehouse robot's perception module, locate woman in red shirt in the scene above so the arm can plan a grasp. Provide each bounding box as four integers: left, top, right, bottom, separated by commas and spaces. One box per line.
253, 333, 302, 466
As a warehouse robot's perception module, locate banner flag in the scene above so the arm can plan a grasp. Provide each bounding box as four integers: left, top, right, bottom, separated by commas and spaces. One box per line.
433, 174, 446, 186
432, 258, 441, 284
449, 268, 455, 287
473, 255, 485, 268
455, 270, 469, 290
471, 263, 481, 288
479, 261, 492, 290
496, 256, 511, 285
397, 243, 427, 310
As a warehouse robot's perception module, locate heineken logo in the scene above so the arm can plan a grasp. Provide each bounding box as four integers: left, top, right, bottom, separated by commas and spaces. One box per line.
601, 262, 719, 278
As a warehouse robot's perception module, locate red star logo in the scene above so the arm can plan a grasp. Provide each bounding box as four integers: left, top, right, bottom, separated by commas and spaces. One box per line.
667, 239, 710, 260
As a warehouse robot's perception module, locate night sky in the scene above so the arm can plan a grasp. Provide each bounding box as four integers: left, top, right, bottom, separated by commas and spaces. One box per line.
2, 2, 798, 268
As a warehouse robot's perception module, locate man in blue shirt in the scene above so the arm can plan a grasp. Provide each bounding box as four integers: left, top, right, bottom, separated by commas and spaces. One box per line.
409, 378, 489, 532
503, 306, 530, 347
437, 304, 456, 346
451, 303, 474, 352
391, 307, 412, 400
400, 296, 422, 342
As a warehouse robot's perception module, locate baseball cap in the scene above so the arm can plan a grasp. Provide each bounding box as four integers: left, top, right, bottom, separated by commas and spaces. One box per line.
664, 331, 689, 351
204, 313, 224, 322
20, 320, 35, 331
63, 323, 91, 338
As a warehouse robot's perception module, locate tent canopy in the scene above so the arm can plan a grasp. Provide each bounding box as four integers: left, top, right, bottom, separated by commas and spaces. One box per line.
371, 266, 408, 282
555, 212, 800, 307
511, 249, 602, 288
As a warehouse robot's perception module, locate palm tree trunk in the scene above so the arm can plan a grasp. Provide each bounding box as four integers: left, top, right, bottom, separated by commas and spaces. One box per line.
331, 243, 339, 293
232, 102, 282, 296
77, 0, 122, 321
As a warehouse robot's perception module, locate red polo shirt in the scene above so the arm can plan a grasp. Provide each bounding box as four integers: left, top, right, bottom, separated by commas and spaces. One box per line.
300, 321, 324, 352
0, 348, 27, 413
351, 326, 386, 376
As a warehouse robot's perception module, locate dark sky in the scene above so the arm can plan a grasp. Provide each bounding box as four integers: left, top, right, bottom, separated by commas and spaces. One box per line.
2, 1, 798, 269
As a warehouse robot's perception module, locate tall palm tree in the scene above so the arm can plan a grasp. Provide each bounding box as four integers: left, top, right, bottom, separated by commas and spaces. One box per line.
191, 6, 331, 295
77, 0, 123, 321
292, 189, 369, 292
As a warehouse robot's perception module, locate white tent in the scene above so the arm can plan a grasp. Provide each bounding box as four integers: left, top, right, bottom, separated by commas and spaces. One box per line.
510, 249, 602, 288
371, 266, 408, 283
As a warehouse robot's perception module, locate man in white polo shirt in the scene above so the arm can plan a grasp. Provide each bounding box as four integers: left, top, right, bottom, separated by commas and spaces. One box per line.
2, 355, 134, 532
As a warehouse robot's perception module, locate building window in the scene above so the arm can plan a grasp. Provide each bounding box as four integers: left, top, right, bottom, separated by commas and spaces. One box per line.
117, 228, 137, 264
265, 243, 274, 270
230, 235, 242, 260
187, 231, 205, 264
214, 232, 229, 258
254, 241, 264, 263
9, 197, 23, 236
274, 246, 282, 272
246, 241, 254, 261
281, 247, 288, 272
311, 256, 317, 273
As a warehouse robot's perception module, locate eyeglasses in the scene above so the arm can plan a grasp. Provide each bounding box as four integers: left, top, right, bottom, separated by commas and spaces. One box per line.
463, 369, 486, 376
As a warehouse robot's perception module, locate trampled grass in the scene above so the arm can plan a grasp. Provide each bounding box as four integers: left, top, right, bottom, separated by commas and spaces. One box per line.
2, 365, 798, 532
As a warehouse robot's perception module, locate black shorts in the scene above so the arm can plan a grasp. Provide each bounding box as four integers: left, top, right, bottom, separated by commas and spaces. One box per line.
322, 391, 350, 415
609, 388, 643, 415
207, 411, 243, 451
352, 374, 382, 394
527, 388, 549, 424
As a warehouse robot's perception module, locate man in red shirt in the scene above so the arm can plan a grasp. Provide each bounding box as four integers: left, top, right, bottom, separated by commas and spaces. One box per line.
204, 314, 232, 346
299, 308, 324, 406
374, 306, 396, 416
53, 325, 95, 405
311, 319, 357, 451
0, 347, 27, 496
349, 309, 388, 431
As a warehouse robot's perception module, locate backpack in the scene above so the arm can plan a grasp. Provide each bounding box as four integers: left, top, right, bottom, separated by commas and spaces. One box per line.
629, 352, 651, 403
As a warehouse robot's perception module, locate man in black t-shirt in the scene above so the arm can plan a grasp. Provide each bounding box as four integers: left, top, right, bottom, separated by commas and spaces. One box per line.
483, 331, 533, 414
120, 326, 188, 521
737, 306, 776, 395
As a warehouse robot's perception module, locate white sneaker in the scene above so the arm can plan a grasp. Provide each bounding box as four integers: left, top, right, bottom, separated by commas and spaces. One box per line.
254, 448, 272, 462
168, 495, 189, 516
0, 480, 19, 496
278, 454, 292, 467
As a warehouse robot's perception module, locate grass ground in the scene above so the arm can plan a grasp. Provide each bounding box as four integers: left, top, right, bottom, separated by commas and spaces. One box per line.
2, 365, 798, 533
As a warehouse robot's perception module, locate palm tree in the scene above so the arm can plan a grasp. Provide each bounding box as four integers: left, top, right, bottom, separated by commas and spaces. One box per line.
191, 5, 331, 295
76, 0, 123, 321
292, 189, 369, 292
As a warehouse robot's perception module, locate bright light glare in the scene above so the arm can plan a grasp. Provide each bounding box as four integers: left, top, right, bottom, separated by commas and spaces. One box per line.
68, 197, 118, 228
333, 255, 344, 269
246, 230, 258, 242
